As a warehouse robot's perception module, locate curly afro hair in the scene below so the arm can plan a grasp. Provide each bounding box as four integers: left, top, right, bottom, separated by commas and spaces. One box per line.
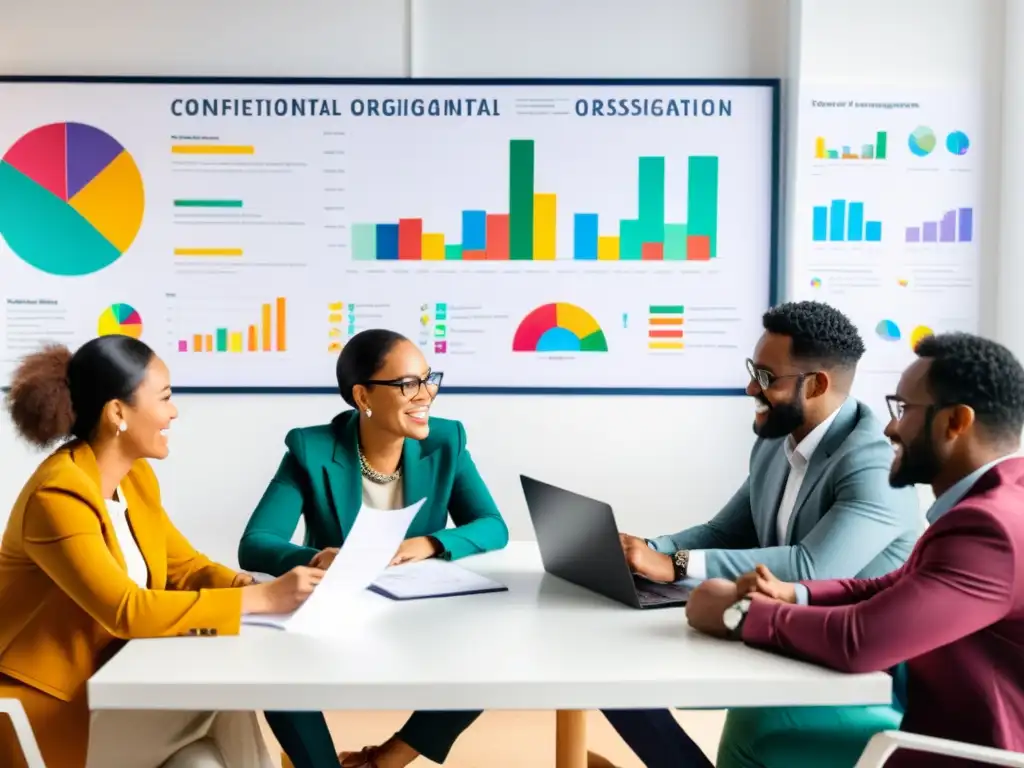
915, 332, 1024, 444
6, 343, 76, 448
762, 301, 866, 369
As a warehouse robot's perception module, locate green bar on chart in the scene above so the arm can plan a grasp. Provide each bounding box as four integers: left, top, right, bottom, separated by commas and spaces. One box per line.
509, 139, 535, 260
620, 219, 643, 260
638, 156, 665, 245
875, 131, 888, 160
664, 224, 688, 260
174, 199, 243, 208
687, 156, 719, 257
445, 244, 463, 261
352, 223, 377, 261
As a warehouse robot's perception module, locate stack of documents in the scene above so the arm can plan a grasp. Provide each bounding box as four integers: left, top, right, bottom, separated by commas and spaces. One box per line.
242, 498, 508, 634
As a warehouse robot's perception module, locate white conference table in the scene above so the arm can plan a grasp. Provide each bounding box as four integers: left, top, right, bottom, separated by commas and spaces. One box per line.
89, 542, 892, 767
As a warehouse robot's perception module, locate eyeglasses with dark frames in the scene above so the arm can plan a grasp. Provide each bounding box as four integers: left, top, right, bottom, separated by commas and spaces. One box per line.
364, 370, 444, 399
745, 358, 817, 390
885, 395, 953, 422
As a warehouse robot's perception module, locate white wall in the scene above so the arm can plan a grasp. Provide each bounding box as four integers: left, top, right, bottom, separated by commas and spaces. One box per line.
0, 0, 1005, 567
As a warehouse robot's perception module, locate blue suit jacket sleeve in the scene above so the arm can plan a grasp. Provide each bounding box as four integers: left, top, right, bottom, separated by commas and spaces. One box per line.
691, 444, 918, 581
649, 478, 759, 554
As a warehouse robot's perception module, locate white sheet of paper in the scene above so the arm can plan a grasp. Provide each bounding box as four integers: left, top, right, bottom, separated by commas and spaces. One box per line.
242, 497, 425, 635
370, 559, 505, 599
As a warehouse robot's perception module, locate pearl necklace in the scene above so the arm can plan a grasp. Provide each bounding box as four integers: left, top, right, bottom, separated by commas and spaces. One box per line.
358, 445, 402, 484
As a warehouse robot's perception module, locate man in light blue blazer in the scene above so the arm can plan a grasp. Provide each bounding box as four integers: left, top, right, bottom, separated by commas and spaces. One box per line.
595, 301, 923, 768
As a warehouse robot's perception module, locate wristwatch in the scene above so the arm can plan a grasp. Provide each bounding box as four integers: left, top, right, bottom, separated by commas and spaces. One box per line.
723, 598, 752, 639
672, 550, 690, 581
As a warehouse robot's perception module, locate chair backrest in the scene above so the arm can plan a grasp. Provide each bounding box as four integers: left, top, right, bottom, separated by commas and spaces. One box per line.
0, 698, 46, 767
856, 731, 1024, 768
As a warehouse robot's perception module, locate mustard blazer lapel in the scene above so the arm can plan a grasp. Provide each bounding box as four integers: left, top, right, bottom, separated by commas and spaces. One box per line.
67, 441, 164, 588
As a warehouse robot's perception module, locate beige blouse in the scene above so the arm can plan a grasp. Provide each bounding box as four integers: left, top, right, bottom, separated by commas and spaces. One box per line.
361, 475, 403, 511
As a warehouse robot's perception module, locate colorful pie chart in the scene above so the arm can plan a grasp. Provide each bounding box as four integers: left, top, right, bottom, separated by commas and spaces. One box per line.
98, 303, 143, 339
908, 126, 936, 157
875, 319, 901, 341
946, 130, 970, 155
0, 122, 145, 276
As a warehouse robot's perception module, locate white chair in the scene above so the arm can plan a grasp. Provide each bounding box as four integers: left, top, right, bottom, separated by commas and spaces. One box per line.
0, 698, 45, 767
855, 730, 1024, 767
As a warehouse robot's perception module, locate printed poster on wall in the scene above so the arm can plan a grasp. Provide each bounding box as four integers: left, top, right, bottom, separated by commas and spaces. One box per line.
788, 83, 984, 416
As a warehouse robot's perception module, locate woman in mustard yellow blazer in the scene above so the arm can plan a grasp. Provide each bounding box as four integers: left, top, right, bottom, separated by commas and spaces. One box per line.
0, 336, 322, 768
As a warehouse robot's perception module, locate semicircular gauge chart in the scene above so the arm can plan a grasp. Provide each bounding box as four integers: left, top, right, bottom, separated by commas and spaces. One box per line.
0, 122, 145, 276
512, 302, 609, 353
98, 303, 143, 339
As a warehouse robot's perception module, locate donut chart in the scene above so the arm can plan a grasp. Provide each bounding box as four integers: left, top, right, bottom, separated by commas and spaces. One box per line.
512, 302, 608, 352
98, 303, 144, 339
0, 122, 145, 276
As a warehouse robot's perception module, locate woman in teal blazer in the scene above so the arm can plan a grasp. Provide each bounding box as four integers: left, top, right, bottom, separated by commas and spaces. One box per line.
238, 328, 509, 768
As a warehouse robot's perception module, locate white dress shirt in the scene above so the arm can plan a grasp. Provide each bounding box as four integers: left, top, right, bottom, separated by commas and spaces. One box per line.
107, 486, 149, 586
687, 404, 843, 580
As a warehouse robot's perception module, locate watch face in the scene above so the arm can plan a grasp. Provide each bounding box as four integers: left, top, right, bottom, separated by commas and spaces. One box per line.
723, 607, 740, 630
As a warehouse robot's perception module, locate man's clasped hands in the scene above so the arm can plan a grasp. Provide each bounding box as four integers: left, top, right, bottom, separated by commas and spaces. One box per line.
684, 564, 797, 639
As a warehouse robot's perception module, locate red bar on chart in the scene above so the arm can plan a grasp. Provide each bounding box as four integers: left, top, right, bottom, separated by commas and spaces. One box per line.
398, 218, 423, 260
641, 242, 664, 260
686, 235, 711, 261
462, 250, 487, 260
649, 329, 684, 339
486, 214, 510, 260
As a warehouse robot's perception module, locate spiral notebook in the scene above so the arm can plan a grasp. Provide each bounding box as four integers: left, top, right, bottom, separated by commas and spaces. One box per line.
368, 559, 508, 601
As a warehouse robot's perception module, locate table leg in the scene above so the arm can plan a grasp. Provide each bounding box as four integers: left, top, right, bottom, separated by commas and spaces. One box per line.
555, 709, 588, 768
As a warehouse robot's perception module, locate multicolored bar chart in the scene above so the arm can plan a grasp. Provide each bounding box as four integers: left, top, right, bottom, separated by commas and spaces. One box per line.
351, 140, 719, 262
814, 131, 888, 160
812, 200, 882, 242
177, 297, 287, 353
647, 305, 685, 350
905, 208, 973, 243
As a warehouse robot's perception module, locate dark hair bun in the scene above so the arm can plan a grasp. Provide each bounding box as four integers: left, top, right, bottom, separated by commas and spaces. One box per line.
6, 344, 75, 448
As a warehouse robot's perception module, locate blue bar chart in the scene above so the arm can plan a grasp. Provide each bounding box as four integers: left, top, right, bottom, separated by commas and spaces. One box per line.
812, 199, 882, 242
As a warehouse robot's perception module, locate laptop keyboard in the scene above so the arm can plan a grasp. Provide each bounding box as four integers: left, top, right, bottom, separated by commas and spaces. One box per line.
635, 580, 690, 604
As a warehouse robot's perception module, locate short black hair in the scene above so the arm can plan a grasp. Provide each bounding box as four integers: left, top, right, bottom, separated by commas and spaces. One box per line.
335, 329, 408, 408
915, 332, 1024, 443
762, 301, 865, 369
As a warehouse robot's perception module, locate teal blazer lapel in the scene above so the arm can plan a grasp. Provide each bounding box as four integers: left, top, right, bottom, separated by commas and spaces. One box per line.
401, 435, 438, 530
757, 448, 791, 546
785, 399, 858, 544
328, 415, 362, 539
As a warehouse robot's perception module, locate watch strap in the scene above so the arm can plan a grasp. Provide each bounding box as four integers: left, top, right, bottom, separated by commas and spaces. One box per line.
672, 550, 690, 581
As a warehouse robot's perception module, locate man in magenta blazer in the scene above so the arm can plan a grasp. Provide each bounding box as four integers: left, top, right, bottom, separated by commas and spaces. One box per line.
687, 331, 1024, 768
